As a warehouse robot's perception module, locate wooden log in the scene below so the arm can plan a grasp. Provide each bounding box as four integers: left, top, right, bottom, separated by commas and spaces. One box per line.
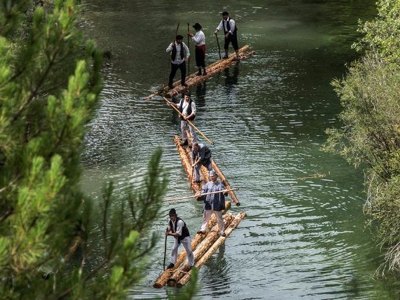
174, 134, 239, 206
153, 213, 233, 288
176, 211, 246, 287
173, 134, 220, 192
173, 135, 201, 193
166, 213, 235, 286
174, 211, 233, 265
145, 45, 255, 99
211, 161, 240, 206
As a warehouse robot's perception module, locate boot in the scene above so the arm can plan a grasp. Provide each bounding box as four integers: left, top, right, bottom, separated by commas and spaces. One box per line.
223, 51, 229, 59
196, 68, 202, 76
203, 68, 207, 76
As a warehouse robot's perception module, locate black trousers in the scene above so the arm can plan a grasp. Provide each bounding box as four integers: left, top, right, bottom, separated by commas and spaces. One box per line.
169, 61, 186, 86
224, 33, 239, 51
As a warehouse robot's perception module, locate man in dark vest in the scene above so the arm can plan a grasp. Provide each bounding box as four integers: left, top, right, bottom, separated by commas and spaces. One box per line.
166, 208, 195, 269
215, 11, 239, 60
166, 35, 190, 89
169, 91, 197, 147
191, 142, 212, 183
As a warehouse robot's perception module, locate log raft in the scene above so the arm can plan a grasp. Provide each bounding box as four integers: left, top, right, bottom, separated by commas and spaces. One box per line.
153, 212, 246, 288
173, 135, 240, 206
177, 211, 246, 287
145, 45, 254, 99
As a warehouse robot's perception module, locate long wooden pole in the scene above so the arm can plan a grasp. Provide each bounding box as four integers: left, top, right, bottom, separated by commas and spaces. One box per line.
187, 23, 190, 75
165, 188, 236, 202
163, 97, 214, 145
163, 234, 167, 271
215, 32, 221, 59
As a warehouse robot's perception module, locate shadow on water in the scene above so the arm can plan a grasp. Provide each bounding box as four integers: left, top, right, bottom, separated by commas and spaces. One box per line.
224, 62, 240, 89
201, 244, 231, 297
195, 82, 207, 108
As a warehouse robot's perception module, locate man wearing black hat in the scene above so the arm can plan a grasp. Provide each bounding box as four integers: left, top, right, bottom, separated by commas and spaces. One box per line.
214, 11, 240, 60
188, 23, 207, 76
166, 35, 190, 89
165, 208, 194, 269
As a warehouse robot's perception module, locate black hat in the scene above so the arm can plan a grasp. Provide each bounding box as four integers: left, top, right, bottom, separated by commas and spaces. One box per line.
222, 11, 229, 16
169, 208, 177, 216
193, 23, 202, 30
176, 35, 183, 40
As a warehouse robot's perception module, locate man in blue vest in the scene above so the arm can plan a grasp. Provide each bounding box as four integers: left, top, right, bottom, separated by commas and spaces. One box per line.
166, 208, 195, 269
215, 11, 239, 60
166, 35, 190, 89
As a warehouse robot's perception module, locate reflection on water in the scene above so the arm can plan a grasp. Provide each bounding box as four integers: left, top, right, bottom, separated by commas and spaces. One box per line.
80, 0, 400, 299
195, 82, 207, 108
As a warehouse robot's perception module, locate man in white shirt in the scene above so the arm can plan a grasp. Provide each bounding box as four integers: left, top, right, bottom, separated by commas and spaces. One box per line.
166, 208, 195, 269
166, 35, 190, 89
188, 23, 207, 76
215, 11, 239, 60
170, 92, 197, 146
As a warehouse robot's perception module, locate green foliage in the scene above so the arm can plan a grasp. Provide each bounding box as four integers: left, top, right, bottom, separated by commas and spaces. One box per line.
325, 0, 400, 275
0, 1, 195, 299
353, 0, 400, 63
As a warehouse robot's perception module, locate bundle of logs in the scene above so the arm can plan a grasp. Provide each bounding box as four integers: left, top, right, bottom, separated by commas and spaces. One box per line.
145, 45, 255, 99
153, 211, 246, 288
173, 135, 240, 206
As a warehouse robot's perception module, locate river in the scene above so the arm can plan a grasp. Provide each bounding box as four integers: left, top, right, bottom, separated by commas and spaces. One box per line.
79, 0, 398, 299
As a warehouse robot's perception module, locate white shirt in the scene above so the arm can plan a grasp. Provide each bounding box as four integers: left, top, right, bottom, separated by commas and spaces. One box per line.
166, 41, 190, 64
178, 99, 196, 118
169, 219, 184, 236
191, 30, 206, 46
216, 18, 236, 34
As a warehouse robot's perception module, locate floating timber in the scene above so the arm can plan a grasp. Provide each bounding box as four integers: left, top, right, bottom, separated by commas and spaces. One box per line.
145, 45, 254, 99
176, 211, 246, 287
173, 135, 241, 206
153, 211, 246, 288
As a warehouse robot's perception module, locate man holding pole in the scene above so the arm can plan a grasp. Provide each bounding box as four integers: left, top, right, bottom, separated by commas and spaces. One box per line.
214, 11, 240, 60
170, 92, 197, 146
166, 208, 195, 269
196, 170, 227, 237
191, 142, 212, 183
166, 35, 190, 89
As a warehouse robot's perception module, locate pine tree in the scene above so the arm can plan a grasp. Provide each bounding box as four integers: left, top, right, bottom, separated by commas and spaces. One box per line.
0, 0, 187, 298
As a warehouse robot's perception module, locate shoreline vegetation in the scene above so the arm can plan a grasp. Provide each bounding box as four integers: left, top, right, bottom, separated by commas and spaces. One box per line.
0, 1, 196, 298
325, 0, 400, 277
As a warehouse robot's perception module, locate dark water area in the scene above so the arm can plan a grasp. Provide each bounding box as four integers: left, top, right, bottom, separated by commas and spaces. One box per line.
80, 0, 400, 299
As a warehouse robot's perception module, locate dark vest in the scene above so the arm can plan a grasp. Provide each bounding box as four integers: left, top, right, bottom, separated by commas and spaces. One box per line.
224, 18, 238, 34
169, 217, 190, 242
171, 43, 185, 61
179, 99, 195, 120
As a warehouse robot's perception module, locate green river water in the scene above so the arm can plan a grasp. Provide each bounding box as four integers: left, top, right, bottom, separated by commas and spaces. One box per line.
79, 0, 399, 299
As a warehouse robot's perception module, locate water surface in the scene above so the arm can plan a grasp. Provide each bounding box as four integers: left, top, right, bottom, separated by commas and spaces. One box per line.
80, 1, 397, 299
